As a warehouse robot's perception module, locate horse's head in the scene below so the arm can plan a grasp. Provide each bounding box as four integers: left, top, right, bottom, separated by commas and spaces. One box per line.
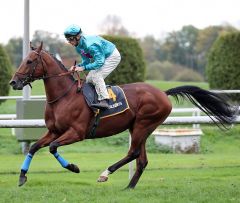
10, 42, 45, 90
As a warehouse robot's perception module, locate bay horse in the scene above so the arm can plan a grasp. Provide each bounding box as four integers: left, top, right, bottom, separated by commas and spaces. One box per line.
9, 42, 238, 189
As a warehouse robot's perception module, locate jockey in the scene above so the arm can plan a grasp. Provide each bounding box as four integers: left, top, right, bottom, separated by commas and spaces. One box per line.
64, 24, 121, 109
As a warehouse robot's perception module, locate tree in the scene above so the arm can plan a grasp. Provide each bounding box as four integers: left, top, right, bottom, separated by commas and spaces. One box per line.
207, 32, 240, 100
31, 30, 80, 66
159, 25, 199, 71
195, 25, 237, 75
99, 15, 130, 36
5, 37, 23, 68
0, 44, 12, 103
103, 35, 146, 84
139, 35, 160, 63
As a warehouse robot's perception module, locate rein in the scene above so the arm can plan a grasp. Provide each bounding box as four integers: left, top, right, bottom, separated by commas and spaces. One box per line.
17, 50, 86, 104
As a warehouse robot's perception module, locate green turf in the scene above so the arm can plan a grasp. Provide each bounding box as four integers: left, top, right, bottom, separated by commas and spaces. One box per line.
0, 152, 240, 203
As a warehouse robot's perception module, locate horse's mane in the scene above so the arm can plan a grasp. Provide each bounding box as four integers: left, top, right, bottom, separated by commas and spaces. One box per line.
43, 49, 75, 82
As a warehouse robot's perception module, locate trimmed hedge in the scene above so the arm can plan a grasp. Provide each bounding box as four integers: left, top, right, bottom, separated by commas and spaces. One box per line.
207, 32, 240, 95
0, 44, 12, 104
102, 35, 146, 85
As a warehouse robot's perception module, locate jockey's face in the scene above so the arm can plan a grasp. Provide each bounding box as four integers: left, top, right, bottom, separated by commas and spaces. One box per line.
67, 34, 80, 47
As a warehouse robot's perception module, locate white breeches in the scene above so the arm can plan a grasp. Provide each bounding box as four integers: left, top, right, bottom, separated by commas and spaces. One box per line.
86, 48, 121, 100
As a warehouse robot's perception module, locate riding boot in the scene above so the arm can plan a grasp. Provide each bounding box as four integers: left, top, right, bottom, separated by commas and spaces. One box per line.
91, 99, 109, 109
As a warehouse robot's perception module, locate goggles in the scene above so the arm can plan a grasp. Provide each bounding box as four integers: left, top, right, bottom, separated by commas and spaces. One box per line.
66, 36, 76, 42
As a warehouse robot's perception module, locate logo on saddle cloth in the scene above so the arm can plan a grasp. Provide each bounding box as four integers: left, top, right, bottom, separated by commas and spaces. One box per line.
82, 83, 129, 118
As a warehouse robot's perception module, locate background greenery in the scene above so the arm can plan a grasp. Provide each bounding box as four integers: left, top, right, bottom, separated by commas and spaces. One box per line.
103, 35, 146, 84
0, 44, 12, 105
4, 23, 239, 83
207, 32, 240, 100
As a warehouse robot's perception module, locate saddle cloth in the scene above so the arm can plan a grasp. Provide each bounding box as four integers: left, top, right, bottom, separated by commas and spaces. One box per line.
82, 83, 129, 118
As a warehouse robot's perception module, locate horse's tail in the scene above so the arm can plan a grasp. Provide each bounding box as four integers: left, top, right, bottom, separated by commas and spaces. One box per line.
165, 85, 239, 129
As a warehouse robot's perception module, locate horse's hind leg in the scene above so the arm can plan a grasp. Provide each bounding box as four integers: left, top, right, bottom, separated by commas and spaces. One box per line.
126, 141, 148, 189
97, 128, 144, 183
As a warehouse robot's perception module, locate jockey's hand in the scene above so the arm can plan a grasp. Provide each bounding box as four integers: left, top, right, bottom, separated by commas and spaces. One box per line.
70, 66, 84, 72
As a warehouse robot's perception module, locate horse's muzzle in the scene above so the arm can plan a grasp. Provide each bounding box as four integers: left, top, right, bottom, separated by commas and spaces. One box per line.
9, 79, 24, 90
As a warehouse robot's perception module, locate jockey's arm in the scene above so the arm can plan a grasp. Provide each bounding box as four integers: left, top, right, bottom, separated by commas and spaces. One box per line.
83, 45, 105, 70
78, 54, 90, 67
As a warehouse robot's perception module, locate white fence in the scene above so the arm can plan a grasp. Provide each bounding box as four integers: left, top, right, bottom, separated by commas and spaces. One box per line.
0, 116, 240, 128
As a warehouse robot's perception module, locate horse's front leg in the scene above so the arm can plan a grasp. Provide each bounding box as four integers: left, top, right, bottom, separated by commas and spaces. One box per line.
49, 127, 82, 173
19, 131, 57, 186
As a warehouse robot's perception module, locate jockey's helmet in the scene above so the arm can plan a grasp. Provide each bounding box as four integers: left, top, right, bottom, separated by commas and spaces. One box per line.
64, 25, 82, 39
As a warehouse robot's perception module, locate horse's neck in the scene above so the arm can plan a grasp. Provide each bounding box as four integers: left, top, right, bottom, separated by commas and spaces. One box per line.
43, 54, 75, 103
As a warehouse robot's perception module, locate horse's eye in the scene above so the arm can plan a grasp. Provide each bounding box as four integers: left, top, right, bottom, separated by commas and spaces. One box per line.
27, 60, 32, 64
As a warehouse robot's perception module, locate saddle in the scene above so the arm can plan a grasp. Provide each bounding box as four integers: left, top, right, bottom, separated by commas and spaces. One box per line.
81, 83, 129, 138
82, 83, 129, 118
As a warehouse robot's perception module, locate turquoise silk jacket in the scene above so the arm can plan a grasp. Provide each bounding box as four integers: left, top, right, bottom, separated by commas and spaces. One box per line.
75, 35, 116, 70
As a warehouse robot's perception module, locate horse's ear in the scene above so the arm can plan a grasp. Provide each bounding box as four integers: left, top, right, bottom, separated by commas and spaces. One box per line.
36, 41, 43, 53
29, 41, 35, 50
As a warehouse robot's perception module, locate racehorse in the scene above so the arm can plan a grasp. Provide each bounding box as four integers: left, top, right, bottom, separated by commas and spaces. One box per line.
9, 42, 238, 189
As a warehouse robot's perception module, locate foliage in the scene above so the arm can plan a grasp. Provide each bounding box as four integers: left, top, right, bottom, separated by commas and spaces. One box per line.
99, 15, 130, 36
173, 69, 204, 82
195, 25, 237, 75
0, 44, 12, 104
31, 30, 80, 61
146, 60, 203, 82
138, 25, 238, 78
103, 35, 146, 84
4, 37, 22, 68
139, 35, 160, 62
206, 32, 240, 100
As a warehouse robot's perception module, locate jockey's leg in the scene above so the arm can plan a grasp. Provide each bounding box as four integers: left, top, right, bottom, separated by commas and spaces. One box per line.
86, 71, 110, 109
87, 70, 109, 101
86, 48, 121, 109
19, 131, 57, 186
99, 48, 121, 79
49, 128, 82, 173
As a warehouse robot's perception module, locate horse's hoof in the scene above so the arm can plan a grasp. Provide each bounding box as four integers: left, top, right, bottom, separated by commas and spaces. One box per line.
66, 163, 80, 173
19, 175, 27, 187
97, 176, 108, 182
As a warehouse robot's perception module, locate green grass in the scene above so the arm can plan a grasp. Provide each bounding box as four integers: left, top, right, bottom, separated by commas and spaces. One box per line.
0, 125, 240, 202
146, 80, 209, 91
0, 152, 240, 203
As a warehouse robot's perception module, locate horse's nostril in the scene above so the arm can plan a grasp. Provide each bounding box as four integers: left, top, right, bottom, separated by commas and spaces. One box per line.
9, 80, 17, 86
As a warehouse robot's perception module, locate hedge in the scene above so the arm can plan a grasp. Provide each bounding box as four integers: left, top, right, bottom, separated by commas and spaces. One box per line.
102, 35, 146, 85
207, 32, 240, 92
0, 44, 12, 104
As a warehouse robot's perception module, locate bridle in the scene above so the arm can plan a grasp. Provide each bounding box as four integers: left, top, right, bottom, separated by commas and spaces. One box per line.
15, 50, 46, 88
15, 50, 84, 104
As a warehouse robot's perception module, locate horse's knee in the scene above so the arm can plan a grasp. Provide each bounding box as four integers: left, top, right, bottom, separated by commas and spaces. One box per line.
49, 142, 59, 154
129, 148, 141, 159
29, 143, 40, 155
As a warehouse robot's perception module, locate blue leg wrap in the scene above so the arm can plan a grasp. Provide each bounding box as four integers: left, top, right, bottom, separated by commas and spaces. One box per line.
21, 153, 33, 172
53, 152, 69, 168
